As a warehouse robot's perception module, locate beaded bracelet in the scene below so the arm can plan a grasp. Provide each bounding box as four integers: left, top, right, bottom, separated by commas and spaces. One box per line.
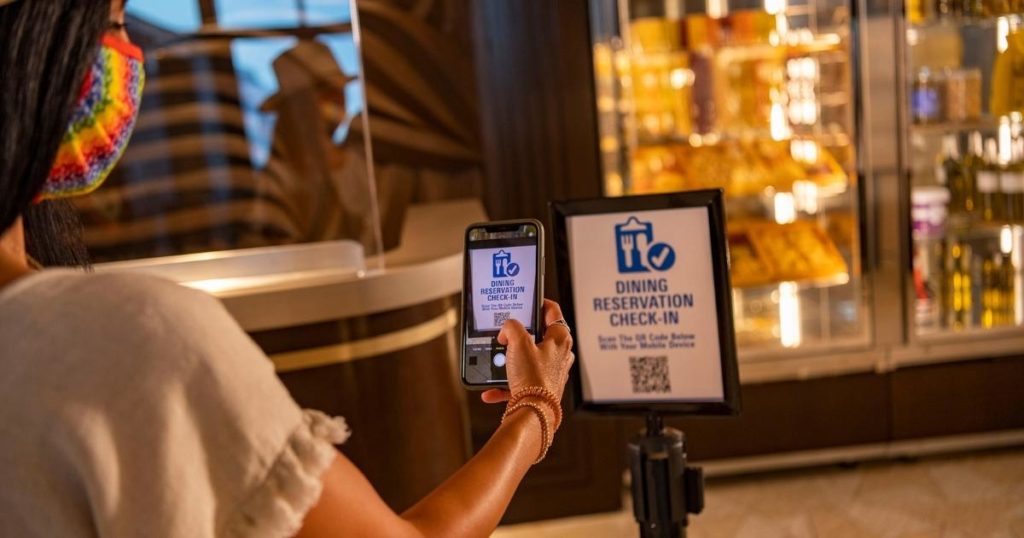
506, 386, 563, 429
502, 401, 552, 464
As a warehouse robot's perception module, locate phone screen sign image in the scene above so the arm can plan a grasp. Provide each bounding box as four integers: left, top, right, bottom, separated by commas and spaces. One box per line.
462, 221, 544, 387
469, 246, 538, 332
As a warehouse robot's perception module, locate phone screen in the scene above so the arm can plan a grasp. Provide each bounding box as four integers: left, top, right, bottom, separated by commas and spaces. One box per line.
462, 221, 543, 387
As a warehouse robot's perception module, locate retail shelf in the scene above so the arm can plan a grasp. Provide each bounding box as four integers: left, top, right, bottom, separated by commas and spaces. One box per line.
732, 271, 851, 293
636, 130, 854, 149
723, 183, 852, 209
942, 218, 1024, 238
908, 116, 1001, 136
909, 13, 1022, 33
916, 322, 1024, 340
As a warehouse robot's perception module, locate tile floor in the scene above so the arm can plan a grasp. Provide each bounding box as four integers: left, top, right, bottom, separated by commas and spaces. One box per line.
493, 448, 1024, 538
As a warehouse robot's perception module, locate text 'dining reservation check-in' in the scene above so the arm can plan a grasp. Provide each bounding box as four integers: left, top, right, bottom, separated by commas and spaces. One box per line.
567, 209, 724, 403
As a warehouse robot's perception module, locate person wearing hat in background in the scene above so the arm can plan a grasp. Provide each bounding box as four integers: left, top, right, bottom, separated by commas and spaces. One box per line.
260, 39, 379, 248
0, 1, 575, 536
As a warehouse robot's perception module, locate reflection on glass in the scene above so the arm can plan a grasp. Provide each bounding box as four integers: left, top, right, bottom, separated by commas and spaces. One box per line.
317, 33, 364, 143
126, 1, 202, 33
232, 37, 299, 167
779, 282, 802, 348
76, 0, 381, 263
215, 0, 351, 29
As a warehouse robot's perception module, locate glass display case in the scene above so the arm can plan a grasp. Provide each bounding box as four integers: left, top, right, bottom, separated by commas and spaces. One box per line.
901, 2, 1024, 340
589, 0, 868, 357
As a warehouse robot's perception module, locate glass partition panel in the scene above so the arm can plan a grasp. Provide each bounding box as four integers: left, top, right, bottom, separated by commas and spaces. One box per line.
75, 0, 382, 267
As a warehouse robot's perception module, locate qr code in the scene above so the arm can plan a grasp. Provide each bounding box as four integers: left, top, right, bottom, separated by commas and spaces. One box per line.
629, 356, 671, 393
493, 312, 511, 326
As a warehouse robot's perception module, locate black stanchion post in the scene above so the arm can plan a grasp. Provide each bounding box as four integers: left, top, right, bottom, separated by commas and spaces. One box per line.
628, 413, 705, 538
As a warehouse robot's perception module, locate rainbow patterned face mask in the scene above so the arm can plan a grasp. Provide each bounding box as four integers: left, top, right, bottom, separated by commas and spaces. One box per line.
39, 34, 145, 200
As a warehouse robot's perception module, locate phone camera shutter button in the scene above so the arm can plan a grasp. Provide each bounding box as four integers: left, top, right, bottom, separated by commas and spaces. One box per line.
493, 353, 507, 367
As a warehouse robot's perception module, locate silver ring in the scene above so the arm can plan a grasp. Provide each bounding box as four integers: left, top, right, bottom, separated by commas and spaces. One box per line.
547, 319, 571, 333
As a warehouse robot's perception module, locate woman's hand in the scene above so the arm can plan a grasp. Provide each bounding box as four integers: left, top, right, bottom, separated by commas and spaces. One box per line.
481, 299, 574, 406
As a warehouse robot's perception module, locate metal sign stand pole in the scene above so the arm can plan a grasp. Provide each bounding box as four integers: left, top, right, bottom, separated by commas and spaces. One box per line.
629, 413, 705, 538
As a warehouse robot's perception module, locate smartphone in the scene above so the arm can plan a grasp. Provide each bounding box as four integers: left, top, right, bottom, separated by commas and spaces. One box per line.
461, 219, 545, 388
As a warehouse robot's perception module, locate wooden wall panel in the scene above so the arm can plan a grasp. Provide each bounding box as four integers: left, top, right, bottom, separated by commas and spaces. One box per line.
472, 0, 602, 246
890, 355, 1024, 440
658, 373, 891, 461
469, 0, 624, 523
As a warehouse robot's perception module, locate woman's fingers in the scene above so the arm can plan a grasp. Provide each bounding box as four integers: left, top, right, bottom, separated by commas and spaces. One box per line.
481, 389, 511, 403
498, 318, 534, 350
541, 299, 572, 351
543, 299, 565, 326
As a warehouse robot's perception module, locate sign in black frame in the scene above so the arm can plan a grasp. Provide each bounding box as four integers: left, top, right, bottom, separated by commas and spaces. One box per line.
550, 190, 741, 416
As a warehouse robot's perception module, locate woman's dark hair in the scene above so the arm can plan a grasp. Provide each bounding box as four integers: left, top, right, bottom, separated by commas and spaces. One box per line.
0, 0, 112, 267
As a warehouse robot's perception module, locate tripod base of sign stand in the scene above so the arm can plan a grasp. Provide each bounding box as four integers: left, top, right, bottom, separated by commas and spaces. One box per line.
629, 414, 705, 538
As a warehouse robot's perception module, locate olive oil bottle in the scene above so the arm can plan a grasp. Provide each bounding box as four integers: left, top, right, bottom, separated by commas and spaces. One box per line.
939, 135, 972, 216
962, 132, 985, 216
999, 252, 1017, 325
981, 254, 1000, 328
976, 139, 1003, 223
1004, 139, 1024, 223
945, 240, 973, 329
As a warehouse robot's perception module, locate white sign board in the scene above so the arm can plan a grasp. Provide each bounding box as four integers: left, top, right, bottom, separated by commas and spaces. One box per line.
566, 208, 725, 404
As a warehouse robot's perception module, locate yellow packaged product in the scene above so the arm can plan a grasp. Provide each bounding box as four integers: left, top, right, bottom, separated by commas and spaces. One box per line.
991, 18, 1024, 116
748, 221, 848, 282
727, 228, 777, 288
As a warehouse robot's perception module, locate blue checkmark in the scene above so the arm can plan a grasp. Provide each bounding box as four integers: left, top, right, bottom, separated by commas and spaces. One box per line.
647, 243, 675, 271
506, 263, 521, 276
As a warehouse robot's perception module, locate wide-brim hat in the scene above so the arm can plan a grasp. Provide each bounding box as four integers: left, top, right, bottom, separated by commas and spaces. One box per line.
259, 39, 355, 113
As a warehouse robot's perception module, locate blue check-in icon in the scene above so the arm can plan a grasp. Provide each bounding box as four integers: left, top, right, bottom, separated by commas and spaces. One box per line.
615, 216, 676, 273
493, 250, 520, 277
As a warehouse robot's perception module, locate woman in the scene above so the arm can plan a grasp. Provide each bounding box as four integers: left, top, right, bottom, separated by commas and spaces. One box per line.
0, 1, 574, 536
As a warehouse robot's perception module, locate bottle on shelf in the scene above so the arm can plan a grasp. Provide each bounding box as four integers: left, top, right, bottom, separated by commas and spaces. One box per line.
917, 0, 933, 23
938, 134, 973, 216
991, 16, 1023, 116
960, 0, 987, 18
913, 238, 946, 331
976, 138, 1004, 223
981, 254, 1001, 327
911, 186, 949, 331
934, 0, 962, 19
998, 251, 1018, 325
987, 0, 1013, 16
945, 240, 973, 329
962, 131, 985, 216
1004, 138, 1024, 223
911, 68, 946, 125
983, 252, 1019, 327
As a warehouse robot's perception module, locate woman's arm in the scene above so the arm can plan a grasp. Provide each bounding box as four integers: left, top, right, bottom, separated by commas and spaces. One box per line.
295, 301, 573, 538
296, 408, 544, 538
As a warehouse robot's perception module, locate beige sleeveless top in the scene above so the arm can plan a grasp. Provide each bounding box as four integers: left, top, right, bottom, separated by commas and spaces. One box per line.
0, 270, 349, 537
